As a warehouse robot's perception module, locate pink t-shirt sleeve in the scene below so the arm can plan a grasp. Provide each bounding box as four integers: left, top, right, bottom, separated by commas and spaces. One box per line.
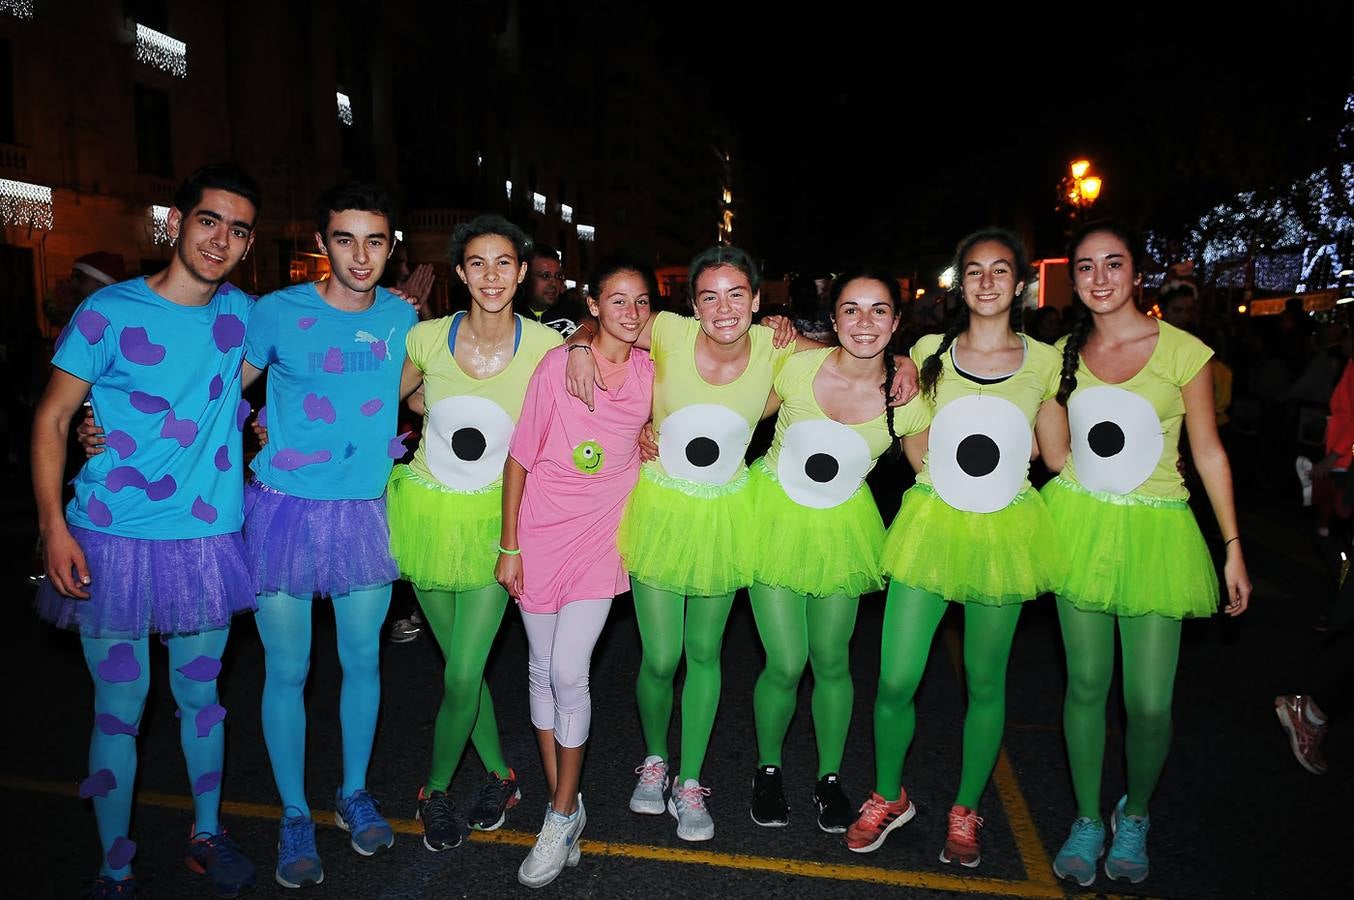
508, 353, 558, 472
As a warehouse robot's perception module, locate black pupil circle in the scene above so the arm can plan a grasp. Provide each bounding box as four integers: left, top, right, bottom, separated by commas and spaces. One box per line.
1087, 421, 1125, 458
452, 427, 487, 461
685, 436, 720, 467
956, 433, 1000, 478
805, 453, 839, 483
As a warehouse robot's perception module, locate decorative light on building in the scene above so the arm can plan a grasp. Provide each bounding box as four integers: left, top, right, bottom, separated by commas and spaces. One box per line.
336, 91, 353, 126
394, 230, 404, 243
560, 203, 573, 223
2, 0, 36, 20
938, 266, 956, 290
150, 205, 172, 245
505, 180, 513, 201
1, 177, 54, 230
135, 23, 187, 78
577, 223, 596, 242
532, 192, 547, 214
565, 279, 577, 290
722, 188, 732, 205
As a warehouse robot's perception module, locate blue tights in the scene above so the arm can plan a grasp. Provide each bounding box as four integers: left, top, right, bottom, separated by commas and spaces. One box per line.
81, 627, 231, 879
255, 586, 392, 815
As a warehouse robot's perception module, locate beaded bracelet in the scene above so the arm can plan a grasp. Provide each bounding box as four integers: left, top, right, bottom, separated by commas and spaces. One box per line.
498, 545, 521, 555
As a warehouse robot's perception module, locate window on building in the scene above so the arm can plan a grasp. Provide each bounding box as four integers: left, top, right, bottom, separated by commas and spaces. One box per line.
134, 83, 172, 177
0, 38, 14, 144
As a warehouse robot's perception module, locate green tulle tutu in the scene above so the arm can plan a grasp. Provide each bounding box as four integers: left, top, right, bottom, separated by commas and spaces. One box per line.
747, 457, 884, 598
387, 464, 500, 592
1041, 475, 1219, 618
618, 462, 754, 597
881, 483, 1065, 606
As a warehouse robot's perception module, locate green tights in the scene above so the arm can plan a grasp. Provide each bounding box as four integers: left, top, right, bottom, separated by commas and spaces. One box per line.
749, 584, 859, 777
416, 584, 511, 793
873, 582, 1022, 809
631, 579, 735, 783
1057, 600, 1181, 819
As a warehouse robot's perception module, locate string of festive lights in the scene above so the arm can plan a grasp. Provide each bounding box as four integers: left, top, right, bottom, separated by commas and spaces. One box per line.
150, 205, 172, 245
1, 177, 54, 230
135, 24, 187, 78
2, 0, 35, 20
336, 91, 353, 126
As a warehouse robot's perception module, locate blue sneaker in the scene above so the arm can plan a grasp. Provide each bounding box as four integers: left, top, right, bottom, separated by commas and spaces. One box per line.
1052, 817, 1105, 887
275, 809, 324, 889
335, 789, 395, 856
186, 828, 256, 897
88, 876, 139, 898
1104, 795, 1150, 884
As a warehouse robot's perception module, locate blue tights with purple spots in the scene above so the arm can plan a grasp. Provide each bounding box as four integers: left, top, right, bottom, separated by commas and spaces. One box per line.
256, 585, 392, 815
81, 627, 231, 878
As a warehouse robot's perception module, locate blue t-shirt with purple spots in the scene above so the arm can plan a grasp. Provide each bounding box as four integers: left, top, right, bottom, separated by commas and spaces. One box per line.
244, 282, 416, 500
52, 278, 252, 540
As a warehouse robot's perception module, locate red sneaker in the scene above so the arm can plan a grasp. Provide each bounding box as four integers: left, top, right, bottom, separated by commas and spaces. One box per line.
844, 789, 915, 853
940, 805, 983, 867
1275, 695, 1328, 775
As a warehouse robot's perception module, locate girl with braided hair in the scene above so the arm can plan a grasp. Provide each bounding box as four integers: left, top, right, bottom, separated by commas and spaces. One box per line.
846, 229, 1067, 867
1044, 221, 1250, 888
744, 268, 929, 834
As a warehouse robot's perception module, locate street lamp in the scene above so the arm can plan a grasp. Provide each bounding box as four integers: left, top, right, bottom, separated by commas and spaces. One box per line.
1062, 159, 1103, 221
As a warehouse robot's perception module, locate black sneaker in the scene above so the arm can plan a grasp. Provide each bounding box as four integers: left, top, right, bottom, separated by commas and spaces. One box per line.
467, 768, 521, 831
750, 765, 788, 827
813, 773, 854, 834
416, 787, 463, 851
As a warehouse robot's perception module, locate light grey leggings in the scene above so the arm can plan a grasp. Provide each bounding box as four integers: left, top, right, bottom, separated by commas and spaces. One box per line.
521, 598, 613, 748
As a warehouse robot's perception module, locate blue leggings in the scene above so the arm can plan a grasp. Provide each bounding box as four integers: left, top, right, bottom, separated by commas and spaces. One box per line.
81, 628, 231, 879
255, 586, 392, 815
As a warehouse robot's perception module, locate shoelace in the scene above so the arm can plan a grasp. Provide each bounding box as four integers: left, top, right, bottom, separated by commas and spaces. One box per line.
92, 877, 138, 898
634, 761, 666, 786
341, 790, 386, 832
1063, 818, 1103, 855
1114, 812, 1148, 855
857, 795, 894, 826
193, 831, 246, 869
532, 813, 573, 857
278, 817, 315, 860
474, 775, 515, 811
420, 792, 456, 833
675, 783, 711, 811
949, 810, 984, 842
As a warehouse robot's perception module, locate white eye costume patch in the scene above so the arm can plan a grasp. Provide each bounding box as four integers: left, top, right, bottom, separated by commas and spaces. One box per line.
1068, 386, 1162, 494
928, 394, 1031, 513
425, 395, 516, 490
658, 403, 752, 485
777, 419, 873, 509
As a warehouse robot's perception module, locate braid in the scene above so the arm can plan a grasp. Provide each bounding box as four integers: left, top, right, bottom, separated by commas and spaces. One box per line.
919, 304, 970, 401
883, 351, 902, 461
1056, 309, 1094, 406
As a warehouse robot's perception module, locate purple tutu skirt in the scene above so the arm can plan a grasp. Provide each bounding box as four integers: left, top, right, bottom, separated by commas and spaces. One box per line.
35, 526, 256, 638
244, 481, 398, 598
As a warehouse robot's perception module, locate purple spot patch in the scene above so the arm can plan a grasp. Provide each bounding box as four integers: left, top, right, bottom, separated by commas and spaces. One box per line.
106, 837, 137, 870
257, 405, 268, 429
195, 704, 226, 738
95, 713, 139, 737
87, 495, 113, 528
298, 317, 318, 330
272, 448, 332, 471
129, 391, 170, 414
214, 445, 231, 472
193, 771, 223, 796
145, 474, 176, 501
106, 431, 136, 458
235, 399, 251, 431
213, 314, 246, 351
387, 431, 413, 459
177, 655, 222, 682
75, 310, 110, 343
118, 327, 166, 366
360, 398, 384, 416
78, 769, 117, 799
96, 643, 140, 683
160, 411, 198, 448
323, 347, 345, 373
208, 374, 223, 401
303, 393, 336, 425
217, 282, 235, 296
106, 467, 148, 493
372, 340, 388, 362
191, 497, 218, 524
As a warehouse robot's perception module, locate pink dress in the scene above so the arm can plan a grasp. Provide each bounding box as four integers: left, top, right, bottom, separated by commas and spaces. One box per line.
508, 345, 655, 613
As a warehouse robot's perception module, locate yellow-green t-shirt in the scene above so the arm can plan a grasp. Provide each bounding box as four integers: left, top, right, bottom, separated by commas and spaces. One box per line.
909, 332, 1061, 512
1058, 319, 1212, 500
649, 311, 795, 485
764, 348, 929, 508
405, 314, 562, 490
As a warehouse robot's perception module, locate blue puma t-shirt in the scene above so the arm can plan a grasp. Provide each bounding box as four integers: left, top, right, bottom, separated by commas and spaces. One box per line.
245, 282, 417, 500
52, 278, 253, 539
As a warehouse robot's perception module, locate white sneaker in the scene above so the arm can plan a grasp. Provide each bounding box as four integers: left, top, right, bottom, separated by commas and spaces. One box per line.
667, 777, 714, 842
388, 614, 422, 643
629, 756, 668, 814
1296, 456, 1314, 507
517, 799, 584, 888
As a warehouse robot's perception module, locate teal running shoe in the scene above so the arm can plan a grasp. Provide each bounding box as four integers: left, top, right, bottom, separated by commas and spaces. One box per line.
1104, 795, 1150, 884
1052, 817, 1105, 887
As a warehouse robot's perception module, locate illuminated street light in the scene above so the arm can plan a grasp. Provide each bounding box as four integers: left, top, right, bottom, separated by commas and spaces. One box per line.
1061, 159, 1104, 221
1071, 159, 1090, 180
